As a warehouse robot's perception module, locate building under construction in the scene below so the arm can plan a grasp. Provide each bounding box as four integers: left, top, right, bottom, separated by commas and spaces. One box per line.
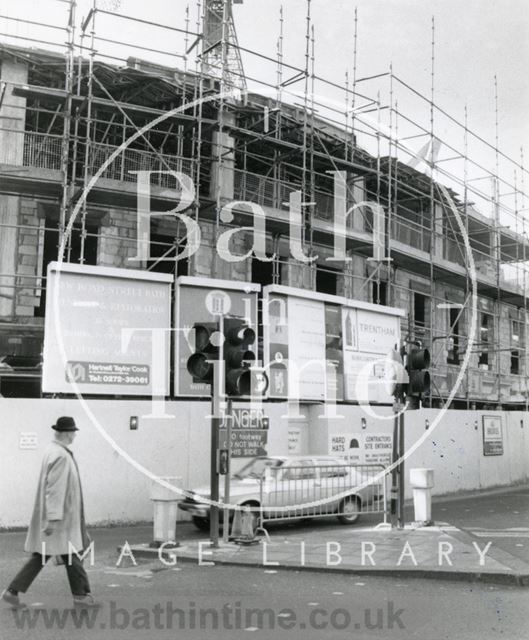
1, 0, 528, 410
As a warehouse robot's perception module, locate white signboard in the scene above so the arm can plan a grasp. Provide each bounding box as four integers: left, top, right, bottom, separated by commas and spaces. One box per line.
263, 285, 403, 404
328, 432, 392, 466
362, 433, 393, 465
42, 263, 172, 396
329, 433, 362, 464
356, 309, 400, 354
287, 297, 327, 401
482, 415, 504, 456
342, 308, 400, 404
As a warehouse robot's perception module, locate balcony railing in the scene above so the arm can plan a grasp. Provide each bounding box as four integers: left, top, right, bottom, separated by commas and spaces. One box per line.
13, 132, 194, 190
22, 131, 62, 170
391, 216, 431, 253
233, 168, 362, 225
444, 235, 498, 280
234, 169, 296, 210
89, 142, 194, 188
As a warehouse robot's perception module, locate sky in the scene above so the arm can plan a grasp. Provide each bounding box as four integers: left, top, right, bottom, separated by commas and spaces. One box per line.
2, 0, 529, 218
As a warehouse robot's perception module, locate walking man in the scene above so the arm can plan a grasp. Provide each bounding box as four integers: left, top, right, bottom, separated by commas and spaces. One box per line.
1, 416, 99, 608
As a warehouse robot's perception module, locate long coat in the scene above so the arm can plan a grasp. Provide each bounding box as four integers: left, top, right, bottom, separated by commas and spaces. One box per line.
25, 441, 89, 555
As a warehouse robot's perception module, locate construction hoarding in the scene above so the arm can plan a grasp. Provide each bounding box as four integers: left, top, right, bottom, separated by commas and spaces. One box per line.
42, 263, 172, 396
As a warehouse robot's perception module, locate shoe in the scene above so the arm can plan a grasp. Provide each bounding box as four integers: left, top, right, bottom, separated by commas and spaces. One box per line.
73, 594, 101, 609
1, 589, 26, 608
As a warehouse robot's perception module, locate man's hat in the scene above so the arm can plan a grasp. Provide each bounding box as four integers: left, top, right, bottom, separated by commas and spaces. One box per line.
52, 416, 79, 432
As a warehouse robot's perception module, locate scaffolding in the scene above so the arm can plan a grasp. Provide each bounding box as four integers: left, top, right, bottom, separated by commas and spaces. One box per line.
0, 0, 528, 408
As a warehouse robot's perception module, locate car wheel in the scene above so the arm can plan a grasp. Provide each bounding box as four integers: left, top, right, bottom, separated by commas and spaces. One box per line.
337, 496, 361, 525
192, 516, 210, 531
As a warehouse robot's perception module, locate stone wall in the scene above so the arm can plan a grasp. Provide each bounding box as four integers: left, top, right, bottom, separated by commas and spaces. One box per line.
0, 59, 27, 165
98, 208, 138, 268
14, 198, 40, 317
0, 59, 29, 317
0, 196, 19, 317
190, 221, 250, 282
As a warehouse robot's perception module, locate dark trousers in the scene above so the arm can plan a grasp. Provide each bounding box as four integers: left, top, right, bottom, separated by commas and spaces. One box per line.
9, 553, 90, 596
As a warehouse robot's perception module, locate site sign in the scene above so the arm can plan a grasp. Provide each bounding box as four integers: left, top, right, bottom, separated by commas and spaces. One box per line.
263, 285, 403, 404
263, 286, 345, 401
328, 432, 393, 465
42, 262, 172, 396
174, 276, 260, 397
342, 307, 401, 404
482, 415, 504, 456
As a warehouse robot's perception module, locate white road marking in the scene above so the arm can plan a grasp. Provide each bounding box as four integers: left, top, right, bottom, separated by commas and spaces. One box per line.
471, 529, 529, 538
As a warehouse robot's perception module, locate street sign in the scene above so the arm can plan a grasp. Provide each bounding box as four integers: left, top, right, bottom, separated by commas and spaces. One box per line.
219, 408, 269, 458
230, 429, 268, 458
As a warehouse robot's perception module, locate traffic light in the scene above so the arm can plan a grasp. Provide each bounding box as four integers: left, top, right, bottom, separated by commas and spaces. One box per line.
186, 322, 219, 383
223, 318, 256, 396
405, 346, 430, 409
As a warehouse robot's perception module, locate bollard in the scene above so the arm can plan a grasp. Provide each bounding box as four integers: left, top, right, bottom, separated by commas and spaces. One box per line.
149, 476, 182, 548
409, 468, 434, 526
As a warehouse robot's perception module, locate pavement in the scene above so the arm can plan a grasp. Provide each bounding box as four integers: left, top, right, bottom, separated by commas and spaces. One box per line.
2, 484, 529, 591
120, 483, 529, 586
126, 517, 529, 587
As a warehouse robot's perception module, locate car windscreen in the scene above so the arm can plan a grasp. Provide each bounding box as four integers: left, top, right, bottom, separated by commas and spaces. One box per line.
234, 457, 284, 479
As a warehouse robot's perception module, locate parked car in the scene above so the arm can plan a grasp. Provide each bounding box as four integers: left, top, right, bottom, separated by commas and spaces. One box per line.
179, 455, 385, 531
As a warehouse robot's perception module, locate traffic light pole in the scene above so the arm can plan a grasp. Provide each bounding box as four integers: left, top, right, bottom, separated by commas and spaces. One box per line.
390, 400, 405, 529
398, 410, 405, 528
209, 316, 225, 549
389, 342, 430, 529
222, 397, 233, 544
210, 403, 220, 548
187, 310, 264, 548
390, 404, 399, 527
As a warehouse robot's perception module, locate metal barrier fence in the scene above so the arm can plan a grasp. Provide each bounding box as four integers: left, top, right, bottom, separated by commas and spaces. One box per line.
257, 462, 388, 527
